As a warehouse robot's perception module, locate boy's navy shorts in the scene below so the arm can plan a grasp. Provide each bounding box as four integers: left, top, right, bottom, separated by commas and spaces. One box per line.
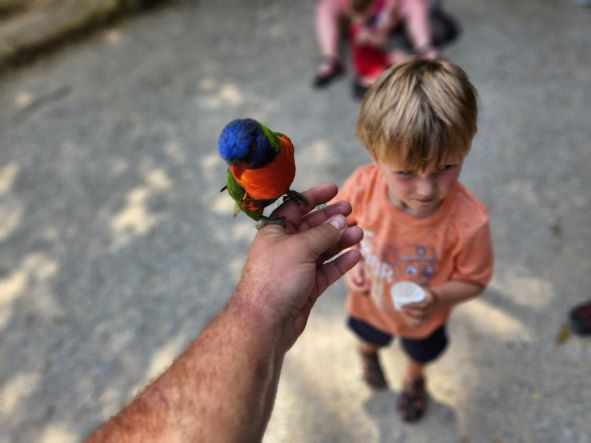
347, 316, 448, 364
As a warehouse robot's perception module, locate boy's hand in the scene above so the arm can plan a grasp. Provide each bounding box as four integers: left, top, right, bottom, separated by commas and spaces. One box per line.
400, 288, 438, 328
345, 261, 371, 295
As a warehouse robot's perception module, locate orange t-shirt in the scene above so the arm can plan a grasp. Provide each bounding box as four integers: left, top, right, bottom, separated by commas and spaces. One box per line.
336, 164, 494, 339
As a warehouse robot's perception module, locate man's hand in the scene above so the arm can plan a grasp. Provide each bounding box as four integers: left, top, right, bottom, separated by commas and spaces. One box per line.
86, 184, 363, 443
233, 183, 363, 350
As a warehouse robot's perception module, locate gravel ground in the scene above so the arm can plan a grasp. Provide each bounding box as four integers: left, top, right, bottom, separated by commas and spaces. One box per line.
0, 0, 589, 442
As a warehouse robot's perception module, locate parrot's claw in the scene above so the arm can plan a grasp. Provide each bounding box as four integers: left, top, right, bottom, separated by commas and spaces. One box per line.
255, 215, 286, 230
283, 190, 309, 206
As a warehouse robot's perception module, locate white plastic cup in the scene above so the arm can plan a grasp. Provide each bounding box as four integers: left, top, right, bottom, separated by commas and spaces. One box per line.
391, 281, 426, 310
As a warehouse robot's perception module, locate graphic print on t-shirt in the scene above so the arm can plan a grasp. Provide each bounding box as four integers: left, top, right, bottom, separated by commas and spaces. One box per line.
383, 243, 437, 285
359, 229, 437, 309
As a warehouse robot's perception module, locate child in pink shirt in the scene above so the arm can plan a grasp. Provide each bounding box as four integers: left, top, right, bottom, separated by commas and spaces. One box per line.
313, 0, 438, 89
348, 0, 407, 97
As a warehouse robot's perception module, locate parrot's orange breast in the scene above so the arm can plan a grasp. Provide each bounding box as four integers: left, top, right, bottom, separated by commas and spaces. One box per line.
232, 134, 296, 201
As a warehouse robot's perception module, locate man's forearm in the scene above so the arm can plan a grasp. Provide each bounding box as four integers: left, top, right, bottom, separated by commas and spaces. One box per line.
87, 292, 285, 443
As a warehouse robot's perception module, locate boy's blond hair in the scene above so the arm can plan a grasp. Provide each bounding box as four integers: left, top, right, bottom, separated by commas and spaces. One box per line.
356, 58, 478, 170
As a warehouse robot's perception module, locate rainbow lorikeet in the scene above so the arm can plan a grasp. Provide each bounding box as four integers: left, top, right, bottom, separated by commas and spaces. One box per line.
218, 118, 307, 228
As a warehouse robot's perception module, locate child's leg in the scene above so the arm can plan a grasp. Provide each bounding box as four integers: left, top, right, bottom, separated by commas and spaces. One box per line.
315, 0, 348, 61
403, 357, 425, 384
360, 340, 380, 354
348, 317, 393, 389
398, 325, 448, 422
398, 0, 438, 58
359, 340, 388, 389
313, 0, 349, 87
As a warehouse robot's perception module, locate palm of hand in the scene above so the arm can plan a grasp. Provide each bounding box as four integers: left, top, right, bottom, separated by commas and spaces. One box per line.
237, 184, 363, 350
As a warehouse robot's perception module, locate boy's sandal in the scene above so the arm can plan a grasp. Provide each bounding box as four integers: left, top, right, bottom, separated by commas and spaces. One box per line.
312, 56, 344, 88
397, 377, 428, 423
569, 300, 591, 336
360, 350, 388, 389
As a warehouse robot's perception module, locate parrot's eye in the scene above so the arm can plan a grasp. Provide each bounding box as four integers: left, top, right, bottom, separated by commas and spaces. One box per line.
248, 141, 256, 154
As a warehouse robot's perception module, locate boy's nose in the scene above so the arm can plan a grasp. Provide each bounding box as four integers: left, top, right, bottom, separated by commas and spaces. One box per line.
416, 178, 435, 198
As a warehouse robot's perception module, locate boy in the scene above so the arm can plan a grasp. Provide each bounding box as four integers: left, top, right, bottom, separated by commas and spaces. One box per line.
337, 58, 493, 422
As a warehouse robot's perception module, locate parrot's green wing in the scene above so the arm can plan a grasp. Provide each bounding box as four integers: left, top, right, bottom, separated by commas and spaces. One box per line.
225, 168, 245, 203
225, 169, 265, 221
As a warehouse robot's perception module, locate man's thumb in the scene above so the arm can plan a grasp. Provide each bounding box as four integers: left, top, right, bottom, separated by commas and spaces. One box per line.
300, 214, 347, 258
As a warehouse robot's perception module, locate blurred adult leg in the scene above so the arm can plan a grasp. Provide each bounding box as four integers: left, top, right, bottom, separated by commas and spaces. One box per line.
316, 0, 348, 59
399, 0, 438, 58
313, 0, 348, 87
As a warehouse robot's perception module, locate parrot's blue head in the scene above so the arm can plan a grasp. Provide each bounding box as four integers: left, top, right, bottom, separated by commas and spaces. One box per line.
217, 118, 276, 169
